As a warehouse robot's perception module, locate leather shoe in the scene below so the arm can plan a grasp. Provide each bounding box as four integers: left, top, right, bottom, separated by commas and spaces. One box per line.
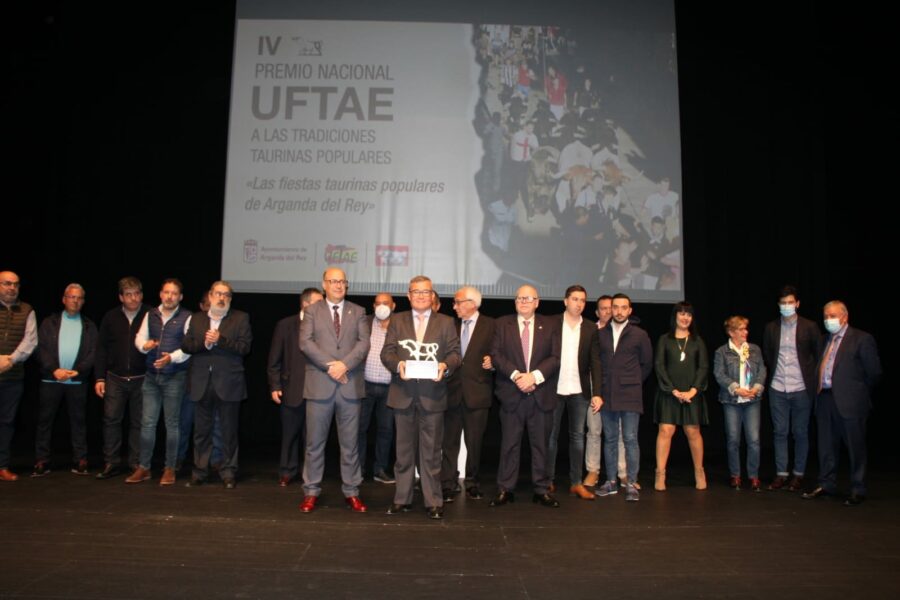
386, 503, 413, 515
569, 484, 595, 500
768, 476, 787, 491
222, 478, 236, 489
533, 493, 561, 508
0, 468, 18, 482
95, 463, 122, 480
489, 490, 515, 506
466, 487, 483, 500
299, 496, 318, 513
125, 466, 151, 484
278, 475, 292, 488
801, 486, 833, 500
844, 493, 866, 507
787, 475, 804, 492
185, 476, 206, 487
159, 468, 176, 486
346, 496, 368, 513
442, 488, 459, 503
426, 506, 443, 520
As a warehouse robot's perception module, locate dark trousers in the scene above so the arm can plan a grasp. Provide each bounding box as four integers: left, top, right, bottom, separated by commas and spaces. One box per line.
0, 380, 24, 469
496, 397, 553, 494
441, 402, 489, 490
192, 385, 240, 481
35, 382, 87, 463
358, 381, 394, 475
816, 390, 868, 495
101, 375, 143, 467
279, 403, 305, 478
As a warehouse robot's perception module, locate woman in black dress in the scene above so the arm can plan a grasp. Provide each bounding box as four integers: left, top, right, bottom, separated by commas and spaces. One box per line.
653, 301, 709, 491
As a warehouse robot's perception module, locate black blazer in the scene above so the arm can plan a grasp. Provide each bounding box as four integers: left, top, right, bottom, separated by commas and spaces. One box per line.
762, 315, 823, 395
557, 313, 598, 397
491, 313, 561, 412
182, 310, 252, 403
447, 314, 496, 409
267, 313, 307, 408
590, 322, 652, 413
817, 326, 881, 418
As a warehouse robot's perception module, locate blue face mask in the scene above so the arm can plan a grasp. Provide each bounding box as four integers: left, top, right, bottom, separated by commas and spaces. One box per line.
824, 318, 842, 334
779, 304, 796, 318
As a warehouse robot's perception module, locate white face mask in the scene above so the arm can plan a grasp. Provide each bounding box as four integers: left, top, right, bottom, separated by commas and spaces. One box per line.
374, 304, 392, 321
824, 318, 842, 334
779, 303, 796, 317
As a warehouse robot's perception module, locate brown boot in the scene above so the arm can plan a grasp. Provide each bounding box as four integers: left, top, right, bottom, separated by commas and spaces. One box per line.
159, 467, 176, 486
125, 467, 151, 484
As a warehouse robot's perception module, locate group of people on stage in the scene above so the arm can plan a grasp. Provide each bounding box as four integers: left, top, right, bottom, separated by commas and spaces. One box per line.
0, 270, 881, 516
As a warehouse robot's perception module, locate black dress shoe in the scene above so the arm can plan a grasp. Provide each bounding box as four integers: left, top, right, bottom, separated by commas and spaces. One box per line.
532, 493, 561, 508
466, 487, 484, 500
185, 477, 206, 488
442, 488, 457, 503
489, 490, 515, 506
223, 478, 236, 489
801, 486, 833, 500
844, 493, 866, 506
386, 503, 413, 515
426, 506, 444, 520
95, 464, 122, 480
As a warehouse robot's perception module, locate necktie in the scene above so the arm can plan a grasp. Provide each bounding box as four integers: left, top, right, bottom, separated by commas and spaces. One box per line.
818, 336, 838, 392
461, 320, 472, 357
333, 305, 341, 339
521, 319, 531, 372
416, 313, 426, 343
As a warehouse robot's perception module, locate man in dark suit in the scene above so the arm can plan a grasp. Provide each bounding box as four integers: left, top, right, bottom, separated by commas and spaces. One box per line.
590, 293, 652, 502
381, 275, 460, 519
299, 268, 370, 513
182, 281, 252, 489
440, 286, 495, 502
489, 285, 561, 508
762, 285, 823, 492
803, 300, 881, 506
267, 287, 323, 487
547, 285, 598, 500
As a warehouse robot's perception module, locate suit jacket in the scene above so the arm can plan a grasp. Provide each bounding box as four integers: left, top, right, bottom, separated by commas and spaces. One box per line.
490, 313, 561, 412
446, 314, 496, 410
762, 315, 823, 395
267, 313, 308, 408
182, 309, 252, 402
381, 311, 461, 411
299, 300, 370, 401
557, 313, 598, 397
817, 326, 881, 419
591, 321, 652, 413
37, 312, 98, 383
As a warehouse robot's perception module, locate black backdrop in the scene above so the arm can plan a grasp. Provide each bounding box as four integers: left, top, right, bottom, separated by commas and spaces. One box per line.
5, 1, 896, 470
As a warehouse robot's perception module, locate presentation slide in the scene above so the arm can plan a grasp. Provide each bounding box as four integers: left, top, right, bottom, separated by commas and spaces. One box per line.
222, 4, 682, 301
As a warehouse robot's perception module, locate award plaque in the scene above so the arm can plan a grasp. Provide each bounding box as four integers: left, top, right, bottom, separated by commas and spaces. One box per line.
400, 339, 440, 379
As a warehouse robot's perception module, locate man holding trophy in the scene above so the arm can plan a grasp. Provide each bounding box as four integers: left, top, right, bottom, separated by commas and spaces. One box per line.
381, 275, 461, 519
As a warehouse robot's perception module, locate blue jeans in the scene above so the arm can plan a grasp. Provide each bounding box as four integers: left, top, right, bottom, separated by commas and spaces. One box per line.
769, 389, 811, 476
178, 392, 222, 466
358, 381, 394, 475
548, 394, 589, 485
601, 411, 640, 483
723, 402, 761, 478
139, 371, 186, 469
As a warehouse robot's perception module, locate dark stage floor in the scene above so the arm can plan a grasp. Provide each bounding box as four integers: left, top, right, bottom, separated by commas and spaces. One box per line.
2, 458, 899, 600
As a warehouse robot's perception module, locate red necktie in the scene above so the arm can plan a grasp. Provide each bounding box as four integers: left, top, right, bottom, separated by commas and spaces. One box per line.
521, 319, 531, 372
333, 305, 341, 338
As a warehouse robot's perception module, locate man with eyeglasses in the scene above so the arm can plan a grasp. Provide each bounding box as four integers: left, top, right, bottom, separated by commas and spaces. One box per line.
440, 286, 495, 502
299, 268, 370, 513
33, 283, 97, 477
489, 285, 561, 508
381, 275, 460, 519
0, 271, 37, 481
93, 276, 150, 480
182, 281, 252, 489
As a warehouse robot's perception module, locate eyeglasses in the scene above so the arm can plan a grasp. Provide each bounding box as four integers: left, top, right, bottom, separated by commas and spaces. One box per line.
515, 296, 537, 303
0, 281, 20, 288
64, 295, 84, 301
452, 299, 474, 306
211, 291, 233, 298
324, 279, 348, 286
409, 289, 434, 297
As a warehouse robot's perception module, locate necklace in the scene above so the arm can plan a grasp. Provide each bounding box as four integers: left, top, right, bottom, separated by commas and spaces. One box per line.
675, 335, 688, 362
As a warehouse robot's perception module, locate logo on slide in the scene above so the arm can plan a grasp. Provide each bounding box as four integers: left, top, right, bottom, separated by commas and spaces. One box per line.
243, 240, 258, 264
375, 245, 409, 267
324, 244, 358, 264
291, 36, 322, 57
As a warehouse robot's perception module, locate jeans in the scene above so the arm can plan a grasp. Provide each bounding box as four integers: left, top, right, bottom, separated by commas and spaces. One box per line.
585, 403, 602, 473
547, 394, 589, 485
722, 401, 761, 478
35, 382, 87, 463
769, 389, 811, 476
178, 392, 222, 466
0, 380, 24, 469
601, 411, 640, 483
358, 381, 393, 475
101, 375, 143, 467
139, 371, 186, 470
